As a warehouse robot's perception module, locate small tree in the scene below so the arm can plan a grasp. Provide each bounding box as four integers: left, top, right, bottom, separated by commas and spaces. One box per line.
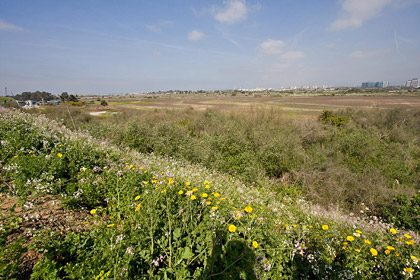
100, 100, 108, 106
60, 92, 69, 102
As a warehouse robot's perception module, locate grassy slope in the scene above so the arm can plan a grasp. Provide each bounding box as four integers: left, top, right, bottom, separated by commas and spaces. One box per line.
0, 108, 419, 279
52, 104, 420, 232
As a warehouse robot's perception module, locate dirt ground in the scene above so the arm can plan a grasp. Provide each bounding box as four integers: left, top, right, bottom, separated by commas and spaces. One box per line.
0, 193, 88, 277
103, 94, 420, 117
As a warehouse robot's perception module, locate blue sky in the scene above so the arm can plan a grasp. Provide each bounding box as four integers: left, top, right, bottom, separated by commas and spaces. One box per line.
1, 0, 419, 94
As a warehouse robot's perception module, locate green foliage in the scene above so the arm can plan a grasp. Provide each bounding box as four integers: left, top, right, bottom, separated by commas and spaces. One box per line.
383, 194, 420, 231
15, 91, 57, 102
319, 110, 348, 127
61, 106, 420, 229
2, 108, 420, 279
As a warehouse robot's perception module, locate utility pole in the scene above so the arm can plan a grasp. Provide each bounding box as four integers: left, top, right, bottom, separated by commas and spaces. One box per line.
5, 87, 7, 96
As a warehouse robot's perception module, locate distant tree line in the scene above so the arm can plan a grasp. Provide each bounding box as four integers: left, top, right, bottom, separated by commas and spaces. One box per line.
59, 92, 79, 102
15, 91, 58, 102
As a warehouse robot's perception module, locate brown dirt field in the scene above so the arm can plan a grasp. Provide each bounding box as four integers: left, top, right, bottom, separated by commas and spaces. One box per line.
0, 193, 89, 276
106, 94, 420, 117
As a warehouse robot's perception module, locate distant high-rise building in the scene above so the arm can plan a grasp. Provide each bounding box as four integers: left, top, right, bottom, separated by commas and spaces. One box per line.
406, 80, 412, 87
411, 78, 419, 88
383, 81, 389, 87
362, 82, 375, 88
362, 81, 387, 88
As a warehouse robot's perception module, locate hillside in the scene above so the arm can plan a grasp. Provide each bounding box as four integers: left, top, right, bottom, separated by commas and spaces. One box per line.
0, 108, 419, 279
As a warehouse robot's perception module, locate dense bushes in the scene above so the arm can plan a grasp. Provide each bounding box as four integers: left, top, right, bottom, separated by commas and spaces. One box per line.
2, 108, 420, 279
37, 106, 420, 231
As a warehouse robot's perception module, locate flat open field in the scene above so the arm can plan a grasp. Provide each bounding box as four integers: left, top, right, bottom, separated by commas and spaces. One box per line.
88, 94, 420, 117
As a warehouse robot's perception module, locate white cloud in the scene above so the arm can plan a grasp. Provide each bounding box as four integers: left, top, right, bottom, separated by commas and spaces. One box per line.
281, 51, 305, 60
258, 39, 304, 63
327, 42, 337, 48
259, 39, 285, 55
145, 25, 161, 32
330, 0, 393, 30
0, 19, 23, 31
349, 49, 389, 58
212, 0, 248, 24
188, 30, 205, 41
152, 51, 163, 57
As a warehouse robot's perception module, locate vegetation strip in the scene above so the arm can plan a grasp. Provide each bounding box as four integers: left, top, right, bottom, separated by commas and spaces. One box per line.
0, 108, 419, 279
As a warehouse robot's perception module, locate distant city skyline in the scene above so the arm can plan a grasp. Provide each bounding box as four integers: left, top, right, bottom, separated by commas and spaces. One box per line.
1, 0, 420, 95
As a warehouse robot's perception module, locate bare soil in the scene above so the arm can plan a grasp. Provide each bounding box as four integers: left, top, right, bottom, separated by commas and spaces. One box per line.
0, 193, 88, 276
102, 94, 420, 117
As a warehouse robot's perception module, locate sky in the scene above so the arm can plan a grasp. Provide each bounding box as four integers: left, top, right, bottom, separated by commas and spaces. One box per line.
1, 0, 420, 94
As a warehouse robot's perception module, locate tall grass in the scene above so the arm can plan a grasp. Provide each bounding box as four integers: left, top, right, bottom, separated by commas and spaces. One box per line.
36, 105, 420, 231
3, 107, 420, 279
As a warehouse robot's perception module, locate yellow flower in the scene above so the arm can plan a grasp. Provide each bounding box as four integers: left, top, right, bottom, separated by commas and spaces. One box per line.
216, 201, 220, 205
207, 201, 211, 205
406, 240, 415, 246
212, 206, 218, 210
13, 155, 18, 158
364, 239, 371, 245
192, 188, 198, 192
293, 224, 297, 228
356, 230, 362, 234
205, 185, 210, 189
178, 190, 184, 195
214, 193, 220, 198
135, 203, 141, 211
186, 182, 191, 186
354, 249, 361, 253
190, 195, 197, 200
347, 236, 355, 242
228, 224, 237, 233
107, 224, 114, 228
322, 225, 328, 230
404, 268, 414, 273
252, 241, 259, 248
202, 193, 208, 198
221, 197, 226, 201
90, 209, 96, 215
390, 228, 397, 234
284, 224, 289, 227
135, 195, 141, 200
370, 248, 378, 256
404, 234, 412, 239
385, 250, 390, 255
204, 180, 210, 185
129, 164, 133, 168
343, 242, 348, 245
411, 255, 419, 262
244, 206, 253, 213
386, 246, 395, 251
57, 153, 63, 158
